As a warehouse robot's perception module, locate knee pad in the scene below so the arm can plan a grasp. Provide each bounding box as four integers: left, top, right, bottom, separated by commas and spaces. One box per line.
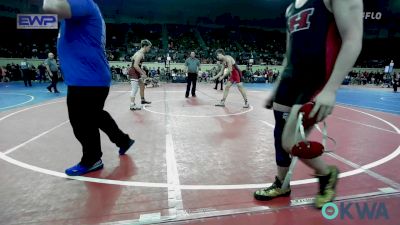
130, 79, 139, 97
291, 102, 325, 159
291, 141, 324, 159
274, 110, 292, 167
299, 102, 317, 129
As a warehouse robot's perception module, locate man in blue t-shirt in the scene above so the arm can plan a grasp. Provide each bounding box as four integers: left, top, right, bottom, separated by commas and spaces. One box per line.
43, 0, 134, 176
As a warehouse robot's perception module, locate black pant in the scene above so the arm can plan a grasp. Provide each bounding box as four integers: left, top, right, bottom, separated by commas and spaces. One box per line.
214, 78, 223, 90
394, 81, 398, 92
186, 73, 197, 97
39, 72, 46, 83
47, 71, 59, 92
67, 86, 130, 167
22, 69, 31, 86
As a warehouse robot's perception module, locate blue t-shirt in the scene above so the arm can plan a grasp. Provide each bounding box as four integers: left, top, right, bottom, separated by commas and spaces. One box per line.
57, 0, 111, 87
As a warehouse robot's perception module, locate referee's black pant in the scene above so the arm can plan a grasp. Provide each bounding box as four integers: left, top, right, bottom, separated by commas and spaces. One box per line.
214, 78, 223, 90
186, 72, 197, 97
22, 69, 32, 87
47, 71, 59, 92
67, 86, 131, 167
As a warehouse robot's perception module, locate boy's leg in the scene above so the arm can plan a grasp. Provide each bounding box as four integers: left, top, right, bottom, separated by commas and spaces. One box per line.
139, 79, 151, 104
237, 82, 249, 108
281, 104, 339, 208
130, 79, 140, 110
215, 81, 233, 106
281, 105, 329, 175
254, 110, 292, 201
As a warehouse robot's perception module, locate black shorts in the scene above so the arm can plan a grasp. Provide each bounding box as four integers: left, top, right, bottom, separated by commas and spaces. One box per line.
274, 75, 325, 107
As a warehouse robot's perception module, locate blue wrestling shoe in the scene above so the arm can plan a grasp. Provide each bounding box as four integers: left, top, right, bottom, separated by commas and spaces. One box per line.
119, 139, 135, 155
65, 160, 104, 176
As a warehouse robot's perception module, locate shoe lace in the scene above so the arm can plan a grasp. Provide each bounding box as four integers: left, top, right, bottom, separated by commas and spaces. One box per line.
259, 179, 281, 194
264, 183, 278, 192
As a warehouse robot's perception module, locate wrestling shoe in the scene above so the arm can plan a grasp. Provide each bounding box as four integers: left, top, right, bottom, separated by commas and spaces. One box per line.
119, 139, 135, 155
315, 165, 339, 209
141, 99, 151, 104
243, 101, 250, 108
215, 100, 225, 107
65, 160, 104, 176
254, 176, 291, 201
130, 104, 141, 110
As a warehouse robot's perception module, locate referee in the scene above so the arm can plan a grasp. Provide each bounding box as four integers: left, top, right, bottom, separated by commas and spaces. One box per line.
20, 58, 32, 87
184, 52, 200, 98
43, 0, 134, 176
45, 52, 60, 93
214, 61, 224, 90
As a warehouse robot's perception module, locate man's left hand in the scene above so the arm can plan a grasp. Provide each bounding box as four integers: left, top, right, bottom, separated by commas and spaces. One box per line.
309, 89, 337, 122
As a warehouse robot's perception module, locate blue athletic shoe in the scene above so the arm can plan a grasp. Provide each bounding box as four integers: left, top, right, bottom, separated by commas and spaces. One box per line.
65, 160, 104, 176
119, 139, 135, 155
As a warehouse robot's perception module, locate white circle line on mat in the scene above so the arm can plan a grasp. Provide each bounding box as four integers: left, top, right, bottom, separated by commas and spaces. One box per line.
0, 93, 35, 110
0, 99, 398, 190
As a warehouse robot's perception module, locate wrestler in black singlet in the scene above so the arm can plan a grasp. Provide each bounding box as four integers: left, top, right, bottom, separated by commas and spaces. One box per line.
275, 0, 342, 107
